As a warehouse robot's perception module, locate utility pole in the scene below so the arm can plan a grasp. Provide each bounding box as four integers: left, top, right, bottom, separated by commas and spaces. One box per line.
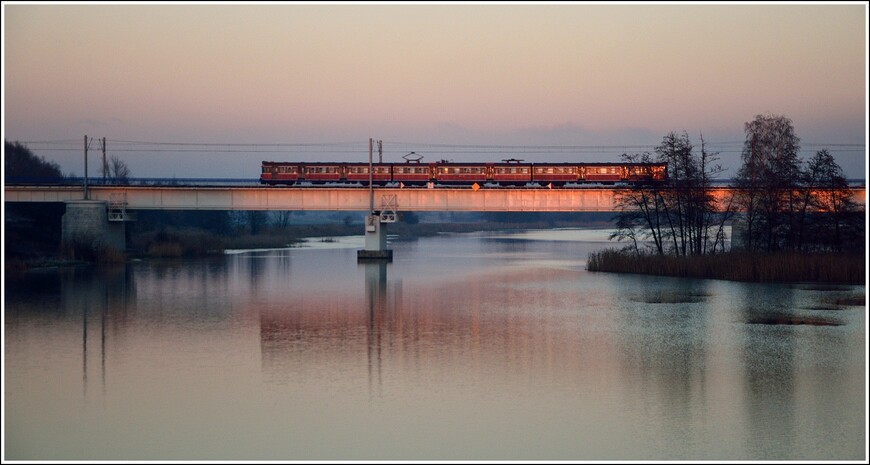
101, 137, 107, 182
84, 135, 89, 200
378, 139, 383, 163
369, 137, 374, 214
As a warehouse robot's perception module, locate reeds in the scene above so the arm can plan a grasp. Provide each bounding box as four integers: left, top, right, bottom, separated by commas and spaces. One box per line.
58, 238, 127, 264
135, 229, 226, 257
587, 249, 865, 284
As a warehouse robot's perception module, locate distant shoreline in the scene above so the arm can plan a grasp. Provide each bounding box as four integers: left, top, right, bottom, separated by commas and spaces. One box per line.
6, 221, 612, 270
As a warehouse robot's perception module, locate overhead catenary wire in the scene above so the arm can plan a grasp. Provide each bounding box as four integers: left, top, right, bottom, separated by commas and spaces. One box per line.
10, 138, 866, 157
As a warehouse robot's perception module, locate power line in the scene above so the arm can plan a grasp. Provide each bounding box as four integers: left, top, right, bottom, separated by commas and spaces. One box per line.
12, 139, 866, 156
106, 139, 365, 147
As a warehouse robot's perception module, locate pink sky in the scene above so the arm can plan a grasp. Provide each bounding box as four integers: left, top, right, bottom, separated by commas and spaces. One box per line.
3, 3, 867, 178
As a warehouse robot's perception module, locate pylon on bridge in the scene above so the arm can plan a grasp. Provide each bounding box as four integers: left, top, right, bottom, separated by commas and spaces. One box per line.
357, 195, 396, 261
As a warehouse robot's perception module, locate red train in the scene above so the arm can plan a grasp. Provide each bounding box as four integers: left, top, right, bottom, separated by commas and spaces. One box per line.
260, 160, 667, 187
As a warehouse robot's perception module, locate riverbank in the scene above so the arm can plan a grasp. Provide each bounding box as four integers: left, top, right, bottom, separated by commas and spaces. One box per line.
586, 249, 865, 285
6, 221, 608, 271
129, 220, 608, 257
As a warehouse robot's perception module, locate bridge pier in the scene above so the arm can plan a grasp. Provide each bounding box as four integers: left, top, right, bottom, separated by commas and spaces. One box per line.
357, 214, 393, 261
62, 200, 126, 252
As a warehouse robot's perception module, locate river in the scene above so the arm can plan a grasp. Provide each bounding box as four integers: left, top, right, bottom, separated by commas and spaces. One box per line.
3, 228, 866, 460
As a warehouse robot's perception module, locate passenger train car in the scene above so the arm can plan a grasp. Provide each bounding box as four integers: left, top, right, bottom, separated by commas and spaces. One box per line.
260, 160, 667, 187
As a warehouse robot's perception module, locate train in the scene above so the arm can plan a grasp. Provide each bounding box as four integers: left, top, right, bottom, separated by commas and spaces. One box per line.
260, 160, 667, 187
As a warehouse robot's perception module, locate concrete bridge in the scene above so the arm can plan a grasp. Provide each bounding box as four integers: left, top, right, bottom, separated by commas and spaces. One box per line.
5, 184, 866, 259
9, 184, 865, 212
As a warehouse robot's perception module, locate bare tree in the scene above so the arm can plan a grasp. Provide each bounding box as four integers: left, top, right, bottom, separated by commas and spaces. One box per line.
102, 155, 131, 183
733, 114, 801, 251
274, 211, 293, 229
245, 211, 269, 235
611, 151, 668, 255
611, 132, 732, 256
800, 150, 862, 252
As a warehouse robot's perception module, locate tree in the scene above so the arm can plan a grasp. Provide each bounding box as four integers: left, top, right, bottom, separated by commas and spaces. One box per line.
102, 155, 131, 183
611, 151, 668, 255
4, 140, 62, 181
244, 211, 268, 235
610, 132, 732, 256
274, 211, 293, 229
733, 114, 801, 251
799, 150, 863, 252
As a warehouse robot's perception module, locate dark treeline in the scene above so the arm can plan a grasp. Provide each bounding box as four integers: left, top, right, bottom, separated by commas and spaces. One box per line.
608, 114, 863, 256
4, 140, 63, 181
734, 115, 863, 253
593, 113, 865, 283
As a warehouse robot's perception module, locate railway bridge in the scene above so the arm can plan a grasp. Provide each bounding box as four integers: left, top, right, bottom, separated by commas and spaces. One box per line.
5, 183, 866, 257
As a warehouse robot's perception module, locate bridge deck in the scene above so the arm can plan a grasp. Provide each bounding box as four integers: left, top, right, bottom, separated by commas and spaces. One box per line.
4, 185, 866, 212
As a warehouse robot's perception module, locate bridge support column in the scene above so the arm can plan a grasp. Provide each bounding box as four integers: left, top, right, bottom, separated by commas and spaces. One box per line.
62, 200, 126, 252
357, 214, 392, 261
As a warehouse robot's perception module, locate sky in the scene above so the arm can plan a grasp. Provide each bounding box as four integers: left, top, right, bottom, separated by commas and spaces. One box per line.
2, 2, 868, 179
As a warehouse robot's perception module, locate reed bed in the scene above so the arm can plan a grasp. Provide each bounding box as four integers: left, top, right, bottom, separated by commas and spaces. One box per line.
58, 238, 127, 264
587, 249, 865, 285
134, 229, 226, 257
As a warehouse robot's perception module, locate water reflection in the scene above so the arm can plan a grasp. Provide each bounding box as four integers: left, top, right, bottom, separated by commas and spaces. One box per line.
4, 230, 866, 460
607, 275, 713, 456
738, 283, 799, 459
39, 266, 137, 402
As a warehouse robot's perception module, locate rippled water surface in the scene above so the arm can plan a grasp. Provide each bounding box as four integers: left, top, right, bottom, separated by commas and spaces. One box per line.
4, 229, 866, 460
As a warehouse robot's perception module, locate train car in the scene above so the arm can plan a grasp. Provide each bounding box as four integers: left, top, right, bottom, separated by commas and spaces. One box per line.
639, 163, 667, 182
393, 163, 433, 185
261, 160, 668, 187
302, 162, 343, 183
532, 164, 581, 186
651, 163, 667, 181
581, 163, 624, 183
343, 163, 392, 185
491, 162, 532, 186
261, 161, 302, 185
433, 163, 489, 185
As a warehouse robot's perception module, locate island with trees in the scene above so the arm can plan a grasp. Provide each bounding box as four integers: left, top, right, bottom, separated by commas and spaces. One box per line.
587, 113, 864, 284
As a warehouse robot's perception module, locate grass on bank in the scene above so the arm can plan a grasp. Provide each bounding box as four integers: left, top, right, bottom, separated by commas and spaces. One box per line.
587, 249, 865, 285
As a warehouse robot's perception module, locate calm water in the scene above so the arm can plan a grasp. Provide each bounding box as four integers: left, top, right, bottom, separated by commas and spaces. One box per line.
4, 229, 866, 461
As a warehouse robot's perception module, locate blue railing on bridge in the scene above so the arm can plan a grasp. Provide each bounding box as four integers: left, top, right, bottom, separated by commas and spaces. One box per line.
4, 177, 263, 187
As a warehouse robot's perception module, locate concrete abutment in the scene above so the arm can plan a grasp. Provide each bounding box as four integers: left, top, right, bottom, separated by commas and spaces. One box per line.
61, 200, 126, 252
